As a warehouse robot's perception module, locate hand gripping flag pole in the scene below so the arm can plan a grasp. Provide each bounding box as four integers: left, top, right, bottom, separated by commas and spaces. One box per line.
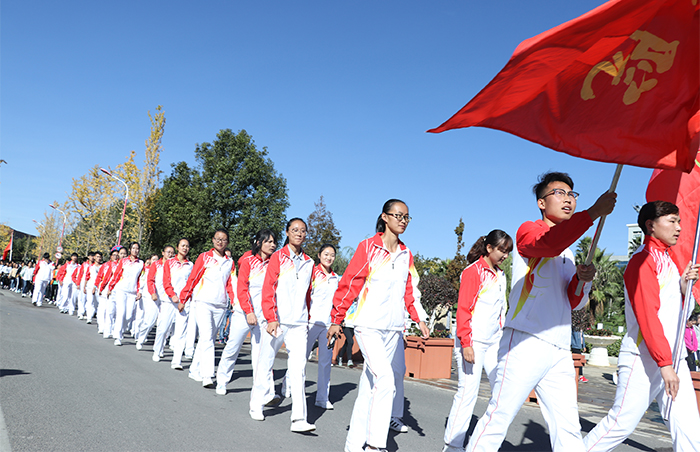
575, 164, 623, 296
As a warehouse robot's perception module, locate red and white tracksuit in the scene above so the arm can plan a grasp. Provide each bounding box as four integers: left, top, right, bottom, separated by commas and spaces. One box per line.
73, 262, 90, 317
180, 249, 236, 379
583, 236, 700, 452
153, 257, 193, 364
217, 252, 276, 400
330, 233, 423, 452
95, 260, 117, 336
467, 212, 593, 452
84, 263, 100, 322
136, 261, 164, 346
249, 245, 314, 422
56, 261, 79, 313
444, 256, 506, 451
32, 260, 54, 306
108, 257, 144, 342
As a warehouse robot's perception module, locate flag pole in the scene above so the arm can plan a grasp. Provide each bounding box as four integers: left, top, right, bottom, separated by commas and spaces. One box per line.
662, 200, 700, 421
575, 164, 624, 295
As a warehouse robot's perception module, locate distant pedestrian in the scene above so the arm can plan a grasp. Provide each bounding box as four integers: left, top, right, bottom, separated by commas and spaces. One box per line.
31, 253, 54, 307
107, 243, 144, 346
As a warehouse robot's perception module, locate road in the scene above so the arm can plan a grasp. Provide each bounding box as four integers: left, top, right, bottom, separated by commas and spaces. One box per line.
0, 289, 673, 451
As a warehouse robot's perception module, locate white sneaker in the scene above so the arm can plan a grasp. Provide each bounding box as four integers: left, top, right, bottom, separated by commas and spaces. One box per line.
389, 417, 408, 433
114, 339, 122, 346
77, 315, 83, 320
249, 410, 265, 421
443, 445, 465, 452
315, 400, 334, 410
265, 394, 282, 407
364, 447, 388, 452
290, 420, 316, 433
135, 342, 143, 351
86, 319, 92, 324
347, 359, 354, 367
215, 386, 226, 395
184, 354, 193, 360
171, 363, 183, 370
189, 372, 203, 382
152, 355, 161, 362
202, 377, 214, 388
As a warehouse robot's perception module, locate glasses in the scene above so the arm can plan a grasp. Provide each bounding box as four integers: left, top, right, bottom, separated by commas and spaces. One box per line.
386, 213, 412, 223
540, 188, 579, 200
290, 228, 307, 235
213, 237, 228, 243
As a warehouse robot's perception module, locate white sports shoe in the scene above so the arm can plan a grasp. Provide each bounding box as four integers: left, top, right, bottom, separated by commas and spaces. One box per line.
135, 342, 143, 351
114, 339, 122, 346
188, 372, 202, 382
171, 363, 183, 370
315, 400, 334, 410
215, 386, 226, 395
152, 355, 161, 362
389, 417, 408, 433
290, 420, 316, 433
249, 410, 265, 421
202, 377, 214, 388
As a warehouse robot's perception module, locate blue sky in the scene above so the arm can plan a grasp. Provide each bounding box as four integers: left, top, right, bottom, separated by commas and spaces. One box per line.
1, 0, 654, 259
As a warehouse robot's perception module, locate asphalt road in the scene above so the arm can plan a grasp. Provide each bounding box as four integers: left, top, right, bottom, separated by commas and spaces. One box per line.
0, 289, 673, 451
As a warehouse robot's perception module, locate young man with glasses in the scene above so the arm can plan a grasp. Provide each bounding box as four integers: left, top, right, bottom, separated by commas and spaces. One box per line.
466, 172, 616, 452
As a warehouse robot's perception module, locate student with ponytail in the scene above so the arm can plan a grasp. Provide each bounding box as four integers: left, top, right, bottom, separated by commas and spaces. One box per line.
442, 230, 512, 452
328, 199, 429, 452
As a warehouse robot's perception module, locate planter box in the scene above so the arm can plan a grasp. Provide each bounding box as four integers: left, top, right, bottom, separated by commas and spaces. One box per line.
691, 371, 700, 417
404, 336, 453, 380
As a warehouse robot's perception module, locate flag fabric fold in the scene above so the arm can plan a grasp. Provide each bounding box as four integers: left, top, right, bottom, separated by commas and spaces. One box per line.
2, 231, 13, 261
646, 148, 700, 301
429, 0, 699, 172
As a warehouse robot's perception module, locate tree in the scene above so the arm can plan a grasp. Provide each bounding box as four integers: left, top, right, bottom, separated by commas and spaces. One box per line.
305, 196, 341, 262
196, 129, 289, 258
332, 246, 355, 276
575, 237, 625, 328
413, 253, 448, 278
445, 218, 469, 291
150, 162, 210, 256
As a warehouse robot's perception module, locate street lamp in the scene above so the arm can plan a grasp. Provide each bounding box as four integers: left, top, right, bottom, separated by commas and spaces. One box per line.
100, 167, 129, 247
49, 203, 67, 257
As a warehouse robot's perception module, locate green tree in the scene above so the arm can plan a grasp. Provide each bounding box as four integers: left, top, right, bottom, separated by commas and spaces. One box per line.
305, 195, 341, 263
150, 162, 210, 256
332, 245, 355, 276
445, 218, 469, 291
575, 237, 625, 328
413, 253, 448, 278
196, 129, 289, 258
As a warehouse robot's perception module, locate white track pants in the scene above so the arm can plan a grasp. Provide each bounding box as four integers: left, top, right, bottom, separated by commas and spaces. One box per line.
189, 301, 225, 379
58, 282, 76, 313
444, 338, 500, 449
153, 301, 188, 363
85, 289, 97, 321
101, 291, 116, 338
32, 280, 49, 306
76, 285, 87, 317
583, 351, 700, 452
113, 290, 137, 341
216, 311, 272, 394
392, 336, 406, 419
308, 323, 332, 404
345, 327, 401, 452
184, 302, 198, 357
466, 328, 584, 452
250, 323, 308, 422
136, 296, 160, 346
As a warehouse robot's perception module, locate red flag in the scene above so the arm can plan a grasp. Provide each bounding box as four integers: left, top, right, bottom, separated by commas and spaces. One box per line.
646, 146, 700, 300
2, 232, 12, 260
429, 0, 699, 172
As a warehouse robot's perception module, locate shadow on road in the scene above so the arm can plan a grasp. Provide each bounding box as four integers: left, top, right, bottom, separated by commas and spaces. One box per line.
0, 368, 30, 377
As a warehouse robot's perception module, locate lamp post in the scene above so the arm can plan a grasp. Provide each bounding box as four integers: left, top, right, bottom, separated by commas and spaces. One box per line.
49, 203, 67, 258
100, 168, 129, 247
32, 219, 45, 259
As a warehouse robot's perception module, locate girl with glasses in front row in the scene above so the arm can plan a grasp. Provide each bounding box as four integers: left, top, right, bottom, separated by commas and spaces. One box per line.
327, 199, 429, 452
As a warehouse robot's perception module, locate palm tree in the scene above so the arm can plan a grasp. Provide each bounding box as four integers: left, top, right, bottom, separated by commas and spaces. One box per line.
575, 237, 625, 327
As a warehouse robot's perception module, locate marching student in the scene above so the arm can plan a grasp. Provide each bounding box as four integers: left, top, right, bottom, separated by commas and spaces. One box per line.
84, 252, 102, 324
32, 253, 54, 307
583, 201, 700, 452
136, 249, 173, 350
442, 230, 512, 452
327, 199, 429, 452
465, 172, 616, 452
300, 243, 340, 409
96, 247, 123, 337
179, 230, 236, 388
108, 242, 144, 346
75, 253, 95, 320
249, 218, 316, 433
153, 239, 193, 368
216, 229, 279, 403
56, 253, 80, 314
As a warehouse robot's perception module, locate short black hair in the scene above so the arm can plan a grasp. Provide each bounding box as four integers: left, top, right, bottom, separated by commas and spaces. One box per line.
214, 228, 229, 240
533, 172, 574, 199
638, 201, 679, 235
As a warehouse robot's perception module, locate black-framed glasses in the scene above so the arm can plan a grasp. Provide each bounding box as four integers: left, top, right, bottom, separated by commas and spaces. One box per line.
540, 188, 579, 200
386, 213, 412, 223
